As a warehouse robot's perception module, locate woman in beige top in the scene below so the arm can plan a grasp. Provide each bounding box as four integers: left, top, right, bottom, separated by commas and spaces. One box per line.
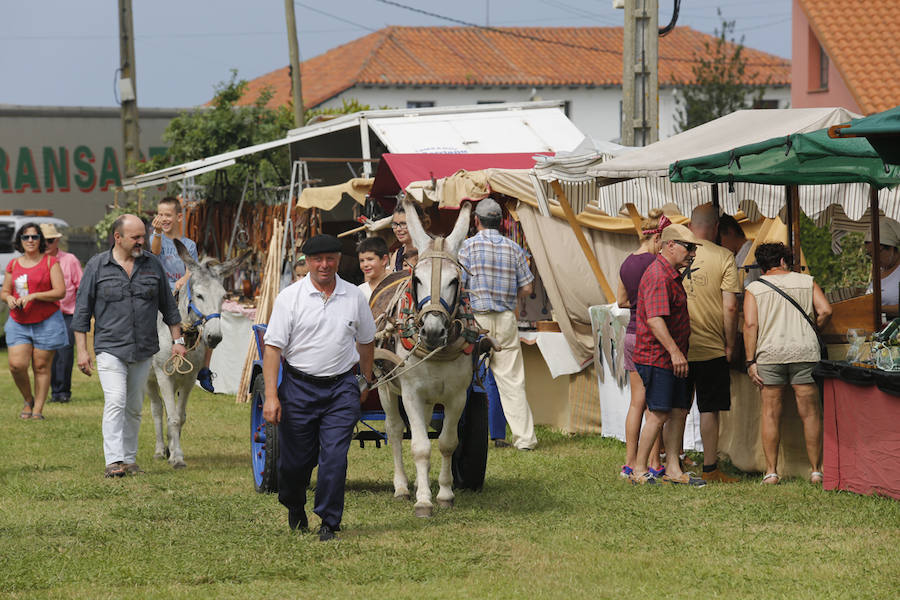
743, 243, 832, 485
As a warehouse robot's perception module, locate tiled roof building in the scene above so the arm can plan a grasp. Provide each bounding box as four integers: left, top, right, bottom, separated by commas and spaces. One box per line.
794, 0, 900, 114
237, 26, 791, 141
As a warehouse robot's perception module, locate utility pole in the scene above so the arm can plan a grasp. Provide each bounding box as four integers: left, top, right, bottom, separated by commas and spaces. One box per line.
118, 0, 141, 180
621, 0, 659, 146
284, 0, 305, 127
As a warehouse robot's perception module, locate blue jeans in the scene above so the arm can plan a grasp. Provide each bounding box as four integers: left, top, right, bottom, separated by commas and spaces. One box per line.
51, 313, 75, 397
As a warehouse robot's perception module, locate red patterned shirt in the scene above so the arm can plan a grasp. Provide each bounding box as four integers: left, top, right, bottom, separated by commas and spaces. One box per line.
633, 254, 690, 370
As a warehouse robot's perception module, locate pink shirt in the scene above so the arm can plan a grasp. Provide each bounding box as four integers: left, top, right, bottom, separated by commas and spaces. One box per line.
55, 251, 83, 315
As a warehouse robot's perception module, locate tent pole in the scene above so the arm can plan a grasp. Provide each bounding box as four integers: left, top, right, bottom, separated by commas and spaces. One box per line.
710, 183, 720, 213
787, 184, 801, 272
870, 185, 882, 331
625, 203, 644, 235
551, 180, 615, 303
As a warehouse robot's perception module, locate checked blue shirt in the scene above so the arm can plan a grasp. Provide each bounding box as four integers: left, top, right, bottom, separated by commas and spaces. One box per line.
458, 229, 534, 313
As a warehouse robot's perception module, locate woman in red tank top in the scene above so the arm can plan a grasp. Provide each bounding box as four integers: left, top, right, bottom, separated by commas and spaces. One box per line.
1, 223, 66, 420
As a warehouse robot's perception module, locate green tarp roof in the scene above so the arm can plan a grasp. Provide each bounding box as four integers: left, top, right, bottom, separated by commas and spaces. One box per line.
669, 107, 900, 189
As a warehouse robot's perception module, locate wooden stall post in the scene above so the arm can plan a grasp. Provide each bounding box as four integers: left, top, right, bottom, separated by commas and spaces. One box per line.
870, 185, 882, 331
550, 180, 615, 303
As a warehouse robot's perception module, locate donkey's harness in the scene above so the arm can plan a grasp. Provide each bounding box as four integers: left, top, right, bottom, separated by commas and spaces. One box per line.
371, 237, 485, 389
164, 278, 221, 376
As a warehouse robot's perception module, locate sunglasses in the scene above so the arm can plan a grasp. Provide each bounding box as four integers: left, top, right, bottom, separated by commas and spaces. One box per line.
391, 222, 408, 230
21, 234, 41, 241
672, 240, 698, 252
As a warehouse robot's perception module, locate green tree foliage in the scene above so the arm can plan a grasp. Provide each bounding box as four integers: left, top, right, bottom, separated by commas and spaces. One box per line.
800, 213, 871, 294
139, 71, 375, 203
675, 12, 769, 132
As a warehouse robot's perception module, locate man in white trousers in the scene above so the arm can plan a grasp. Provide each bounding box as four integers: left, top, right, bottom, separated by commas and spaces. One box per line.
73, 214, 185, 478
458, 198, 537, 451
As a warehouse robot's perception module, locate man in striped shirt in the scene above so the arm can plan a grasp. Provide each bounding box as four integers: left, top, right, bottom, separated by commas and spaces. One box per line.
458, 198, 537, 451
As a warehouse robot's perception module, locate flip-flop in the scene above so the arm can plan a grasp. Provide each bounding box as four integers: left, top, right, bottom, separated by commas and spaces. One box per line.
30, 414, 45, 420
761, 473, 780, 485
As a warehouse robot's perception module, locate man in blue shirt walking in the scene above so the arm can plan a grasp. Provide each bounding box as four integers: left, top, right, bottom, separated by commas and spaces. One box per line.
149, 196, 215, 392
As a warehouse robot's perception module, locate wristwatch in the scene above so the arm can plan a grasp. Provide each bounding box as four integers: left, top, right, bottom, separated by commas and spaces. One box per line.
173, 337, 186, 346
744, 359, 757, 369
356, 373, 373, 391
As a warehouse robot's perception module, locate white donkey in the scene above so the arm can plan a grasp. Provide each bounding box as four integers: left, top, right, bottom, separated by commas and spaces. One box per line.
377, 200, 475, 517
146, 240, 247, 468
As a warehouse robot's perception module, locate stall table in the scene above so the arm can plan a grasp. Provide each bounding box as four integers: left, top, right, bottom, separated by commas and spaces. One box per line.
816, 361, 900, 500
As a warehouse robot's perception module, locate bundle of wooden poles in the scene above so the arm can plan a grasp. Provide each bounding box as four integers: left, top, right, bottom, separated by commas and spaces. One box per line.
235, 220, 284, 403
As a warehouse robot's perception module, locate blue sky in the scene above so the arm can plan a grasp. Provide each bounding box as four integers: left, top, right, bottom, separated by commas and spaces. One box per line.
1, 0, 792, 108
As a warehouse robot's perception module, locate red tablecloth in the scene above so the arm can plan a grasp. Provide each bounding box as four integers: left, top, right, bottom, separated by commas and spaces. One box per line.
822, 377, 900, 500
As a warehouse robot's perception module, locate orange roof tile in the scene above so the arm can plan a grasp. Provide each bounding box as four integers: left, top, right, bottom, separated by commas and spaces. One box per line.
236, 26, 790, 110
800, 0, 900, 114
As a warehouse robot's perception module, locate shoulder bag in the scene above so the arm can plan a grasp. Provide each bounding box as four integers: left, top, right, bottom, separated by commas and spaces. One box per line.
757, 277, 828, 360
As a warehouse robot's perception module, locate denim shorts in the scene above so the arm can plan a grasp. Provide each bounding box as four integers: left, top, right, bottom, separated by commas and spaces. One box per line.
4, 310, 69, 350
634, 363, 691, 412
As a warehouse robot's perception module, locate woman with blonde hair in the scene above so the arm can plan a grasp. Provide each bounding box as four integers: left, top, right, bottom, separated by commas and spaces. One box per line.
617, 209, 670, 478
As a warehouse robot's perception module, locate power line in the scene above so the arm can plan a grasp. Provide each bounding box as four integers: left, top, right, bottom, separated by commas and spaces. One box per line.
294, 1, 377, 32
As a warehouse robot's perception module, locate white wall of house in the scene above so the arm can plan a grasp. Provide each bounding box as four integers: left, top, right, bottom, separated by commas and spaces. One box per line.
316, 84, 791, 144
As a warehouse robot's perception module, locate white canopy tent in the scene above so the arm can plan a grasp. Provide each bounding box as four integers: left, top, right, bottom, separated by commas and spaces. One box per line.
584, 107, 900, 223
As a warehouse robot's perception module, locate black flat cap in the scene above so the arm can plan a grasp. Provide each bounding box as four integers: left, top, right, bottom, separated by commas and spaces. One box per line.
302, 234, 342, 255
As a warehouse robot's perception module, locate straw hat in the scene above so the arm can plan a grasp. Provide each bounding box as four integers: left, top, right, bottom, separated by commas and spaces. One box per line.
39, 223, 63, 239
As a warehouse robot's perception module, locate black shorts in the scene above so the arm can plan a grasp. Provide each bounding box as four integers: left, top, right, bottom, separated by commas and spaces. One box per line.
687, 356, 731, 413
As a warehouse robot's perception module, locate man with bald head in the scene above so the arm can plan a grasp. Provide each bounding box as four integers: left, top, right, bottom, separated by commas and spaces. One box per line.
682, 204, 741, 483
73, 214, 185, 478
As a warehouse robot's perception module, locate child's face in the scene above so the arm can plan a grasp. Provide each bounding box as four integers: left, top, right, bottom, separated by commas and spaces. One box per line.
156, 203, 180, 234
358, 251, 388, 282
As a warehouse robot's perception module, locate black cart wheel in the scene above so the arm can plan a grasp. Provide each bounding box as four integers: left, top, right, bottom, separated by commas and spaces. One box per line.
251, 375, 279, 493
452, 389, 488, 490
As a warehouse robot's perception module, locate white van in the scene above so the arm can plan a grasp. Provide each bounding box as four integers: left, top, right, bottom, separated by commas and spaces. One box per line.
0, 212, 70, 338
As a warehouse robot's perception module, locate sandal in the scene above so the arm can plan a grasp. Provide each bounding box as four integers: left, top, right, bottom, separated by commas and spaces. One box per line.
810, 471, 824, 485
761, 473, 780, 485
20, 399, 34, 419
30, 414, 45, 420
105, 462, 127, 478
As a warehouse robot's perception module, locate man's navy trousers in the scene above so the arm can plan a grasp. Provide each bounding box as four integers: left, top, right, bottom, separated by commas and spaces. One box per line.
277, 368, 360, 530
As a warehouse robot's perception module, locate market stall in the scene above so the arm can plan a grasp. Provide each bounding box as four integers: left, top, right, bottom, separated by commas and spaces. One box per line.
669, 105, 900, 491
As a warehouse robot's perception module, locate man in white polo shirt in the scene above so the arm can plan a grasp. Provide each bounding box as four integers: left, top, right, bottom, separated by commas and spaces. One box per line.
262, 234, 375, 542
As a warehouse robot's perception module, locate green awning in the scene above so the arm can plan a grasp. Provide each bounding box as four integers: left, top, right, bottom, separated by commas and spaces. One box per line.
669, 113, 900, 190
831, 105, 900, 165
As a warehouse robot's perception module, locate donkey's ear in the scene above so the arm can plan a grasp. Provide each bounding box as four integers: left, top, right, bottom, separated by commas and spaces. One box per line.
404, 198, 430, 252
445, 201, 472, 253
173, 239, 200, 270
212, 249, 251, 279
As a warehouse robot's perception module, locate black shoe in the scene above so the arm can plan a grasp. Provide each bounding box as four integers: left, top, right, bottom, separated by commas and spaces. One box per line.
58, 394, 71, 403
49, 394, 61, 403
288, 510, 308, 533
197, 368, 215, 393
493, 439, 512, 448
318, 524, 336, 542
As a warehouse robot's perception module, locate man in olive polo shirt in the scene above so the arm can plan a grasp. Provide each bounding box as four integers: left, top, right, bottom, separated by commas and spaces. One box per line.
684, 204, 741, 483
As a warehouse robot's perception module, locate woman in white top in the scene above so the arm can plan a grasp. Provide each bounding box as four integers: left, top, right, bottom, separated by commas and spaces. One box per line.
865, 216, 900, 312
743, 242, 832, 486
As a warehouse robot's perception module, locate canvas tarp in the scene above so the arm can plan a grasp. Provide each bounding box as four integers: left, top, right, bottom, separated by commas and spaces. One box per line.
832, 104, 900, 165
296, 177, 373, 210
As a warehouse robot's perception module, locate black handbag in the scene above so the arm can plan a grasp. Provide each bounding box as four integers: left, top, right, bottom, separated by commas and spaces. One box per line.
757, 278, 828, 360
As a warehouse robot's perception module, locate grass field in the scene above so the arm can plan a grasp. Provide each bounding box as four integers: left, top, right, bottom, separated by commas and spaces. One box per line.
1, 349, 898, 599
